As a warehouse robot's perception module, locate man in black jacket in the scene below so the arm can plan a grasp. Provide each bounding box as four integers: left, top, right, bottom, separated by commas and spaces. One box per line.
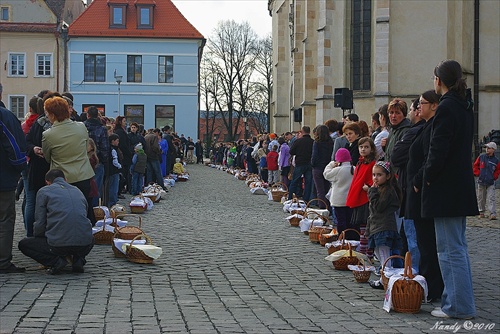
288, 126, 314, 201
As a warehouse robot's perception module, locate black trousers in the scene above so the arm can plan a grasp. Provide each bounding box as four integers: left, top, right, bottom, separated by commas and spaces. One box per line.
414, 217, 444, 299
18, 237, 94, 267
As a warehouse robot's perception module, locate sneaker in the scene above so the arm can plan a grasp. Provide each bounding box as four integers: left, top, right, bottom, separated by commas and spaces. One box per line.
0, 263, 26, 274
490, 215, 497, 220
431, 308, 449, 318
369, 280, 384, 290
479, 213, 485, 218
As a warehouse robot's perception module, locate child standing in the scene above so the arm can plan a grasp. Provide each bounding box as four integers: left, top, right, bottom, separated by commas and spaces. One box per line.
366, 161, 402, 289
108, 134, 122, 207
130, 143, 147, 195
323, 148, 354, 235
473, 141, 500, 220
267, 145, 279, 185
345, 137, 376, 256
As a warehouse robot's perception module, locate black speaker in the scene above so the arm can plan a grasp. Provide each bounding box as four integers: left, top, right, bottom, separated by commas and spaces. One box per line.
334, 88, 353, 109
293, 108, 302, 123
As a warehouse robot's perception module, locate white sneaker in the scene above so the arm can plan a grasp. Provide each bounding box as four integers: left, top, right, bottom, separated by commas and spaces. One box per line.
431, 308, 449, 318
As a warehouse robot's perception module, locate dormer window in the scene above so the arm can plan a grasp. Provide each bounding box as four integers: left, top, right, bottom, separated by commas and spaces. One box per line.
137, 4, 154, 29
109, 4, 127, 28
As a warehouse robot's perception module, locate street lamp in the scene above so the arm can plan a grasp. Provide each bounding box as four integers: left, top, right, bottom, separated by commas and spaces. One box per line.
243, 116, 248, 139
115, 75, 122, 116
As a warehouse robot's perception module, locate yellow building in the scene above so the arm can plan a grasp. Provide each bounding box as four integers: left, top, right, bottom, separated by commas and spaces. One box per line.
268, 0, 499, 142
0, 0, 84, 118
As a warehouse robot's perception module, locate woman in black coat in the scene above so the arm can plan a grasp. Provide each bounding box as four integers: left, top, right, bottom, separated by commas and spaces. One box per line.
423, 60, 478, 319
406, 90, 443, 301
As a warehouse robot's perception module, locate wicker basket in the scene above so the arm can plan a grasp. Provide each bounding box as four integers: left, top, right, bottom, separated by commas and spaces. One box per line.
93, 224, 115, 245
327, 228, 360, 254
381, 254, 406, 291
352, 259, 372, 283
332, 244, 359, 270
110, 204, 126, 218
93, 206, 107, 221
129, 195, 147, 214
305, 198, 329, 218
126, 234, 154, 264
391, 252, 424, 314
308, 213, 331, 243
270, 182, 288, 202
288, 215, 303, 227
112, 232, 126, 258
319, 229, 338, 246
114, 214, 143, 240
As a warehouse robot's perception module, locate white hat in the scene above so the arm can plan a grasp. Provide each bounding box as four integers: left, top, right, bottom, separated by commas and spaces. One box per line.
485, 142, 497, 150
135, 143, 143, 150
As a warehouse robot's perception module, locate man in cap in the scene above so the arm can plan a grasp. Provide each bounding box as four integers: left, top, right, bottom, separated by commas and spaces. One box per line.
473, 141, 500, 220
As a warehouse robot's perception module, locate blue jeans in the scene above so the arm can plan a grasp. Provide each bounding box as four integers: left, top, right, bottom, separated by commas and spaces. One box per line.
108, 174, 119, 207
131, 172, 144, 196
22, 169, 36, 237
146, 160, 164, 187
288, 164, 313, 202
403, 218, 420, 273
435, 216, 476, 318
92, 163, 105, 207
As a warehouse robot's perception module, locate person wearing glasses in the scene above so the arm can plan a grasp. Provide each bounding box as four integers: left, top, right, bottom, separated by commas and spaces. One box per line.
423, 60, 478, 319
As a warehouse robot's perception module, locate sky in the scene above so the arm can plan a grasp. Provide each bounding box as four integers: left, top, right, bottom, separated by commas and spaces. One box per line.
171, 0, 272, 39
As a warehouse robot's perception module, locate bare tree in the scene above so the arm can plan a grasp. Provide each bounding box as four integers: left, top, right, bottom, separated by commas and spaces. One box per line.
252, 34, 273, 133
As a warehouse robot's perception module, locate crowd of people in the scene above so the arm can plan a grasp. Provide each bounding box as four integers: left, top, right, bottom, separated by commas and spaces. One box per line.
207, 60, 498, 320
0, 87, 203, 274
1, 60, 497, 319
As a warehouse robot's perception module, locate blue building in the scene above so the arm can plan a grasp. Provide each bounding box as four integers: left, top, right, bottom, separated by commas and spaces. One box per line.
67, 0, 205, 138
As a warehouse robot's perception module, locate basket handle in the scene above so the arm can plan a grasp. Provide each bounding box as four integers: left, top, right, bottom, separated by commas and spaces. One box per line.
305, 198, 328, 210
309, 211, 329, 226
115, 214, 143, 228
381, 254, 405, 273
403, 252, 415, 279
338, 228, 361, 245
129, 233, 152, 247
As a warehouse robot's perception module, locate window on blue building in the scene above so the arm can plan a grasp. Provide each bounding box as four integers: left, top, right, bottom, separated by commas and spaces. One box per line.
125, 105, 144, 125
158, 56, 173, 83
127, 55, 142, 82
155, 105, 175, 130
84, 54, 106, 82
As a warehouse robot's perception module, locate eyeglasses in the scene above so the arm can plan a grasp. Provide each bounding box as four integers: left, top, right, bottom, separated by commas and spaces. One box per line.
419, 101, 431, 105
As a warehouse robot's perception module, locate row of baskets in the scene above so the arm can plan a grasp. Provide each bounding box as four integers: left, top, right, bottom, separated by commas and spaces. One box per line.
216, 165, 426, 314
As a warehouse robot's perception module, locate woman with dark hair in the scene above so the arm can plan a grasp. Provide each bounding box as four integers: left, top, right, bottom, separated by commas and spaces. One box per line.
406, 90, 443, 303
311, 125, 333, 211
113, 116, 132, 195
342, 122, 362, 165
42, 93, 96, 225
423, 60, 478, 319
22, 95, 46, 236
374, 105, 389, 160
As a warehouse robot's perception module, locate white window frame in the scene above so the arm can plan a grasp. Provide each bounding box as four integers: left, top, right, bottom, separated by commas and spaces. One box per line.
0, 6, 10, 21
8, 53, 26, 77
9, 95, 26, 119
35, 53, 53, 77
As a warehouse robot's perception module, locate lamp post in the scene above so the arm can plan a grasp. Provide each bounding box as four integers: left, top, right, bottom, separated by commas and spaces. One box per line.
115, 75, 122, 116
243, 116, 248, 140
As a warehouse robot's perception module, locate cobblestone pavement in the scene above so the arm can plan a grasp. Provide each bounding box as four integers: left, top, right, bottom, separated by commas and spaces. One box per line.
1, 164, 499, 334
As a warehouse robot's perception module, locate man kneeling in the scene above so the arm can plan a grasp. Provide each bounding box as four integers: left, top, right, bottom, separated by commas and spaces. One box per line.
19, 169, 94, 274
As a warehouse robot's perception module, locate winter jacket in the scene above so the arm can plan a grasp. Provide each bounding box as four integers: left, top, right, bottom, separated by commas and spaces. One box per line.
365, 185, 400, 238
422, 91, 479, 218
0, 106, 27, 191
85, 118, 109, 164
26, 116, 51, 191
34, 177, 93, 247
323, 161, 353, 207
267, 151, 279, 171
345, 158, 375, 208
473, 153, 500, 186
278, 143, 290, 168
384, 118, 411, 165
131, 150, 147, 174
289, 134, 314, 166
311, 139, 334, 169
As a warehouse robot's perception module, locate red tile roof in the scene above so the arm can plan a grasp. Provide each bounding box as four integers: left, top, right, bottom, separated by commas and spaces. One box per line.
68, 0, 204, 39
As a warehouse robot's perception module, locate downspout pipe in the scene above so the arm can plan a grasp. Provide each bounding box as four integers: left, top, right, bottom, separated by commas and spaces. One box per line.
473, 0, 480, 158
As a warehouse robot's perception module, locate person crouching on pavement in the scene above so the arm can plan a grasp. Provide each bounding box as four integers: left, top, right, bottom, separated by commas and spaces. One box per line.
173, 157, 185, 174
18, 169, 94, 274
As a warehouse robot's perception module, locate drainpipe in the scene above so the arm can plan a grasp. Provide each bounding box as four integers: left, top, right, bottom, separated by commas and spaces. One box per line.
473, 0, 480, 158
55, 32, 60, 92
